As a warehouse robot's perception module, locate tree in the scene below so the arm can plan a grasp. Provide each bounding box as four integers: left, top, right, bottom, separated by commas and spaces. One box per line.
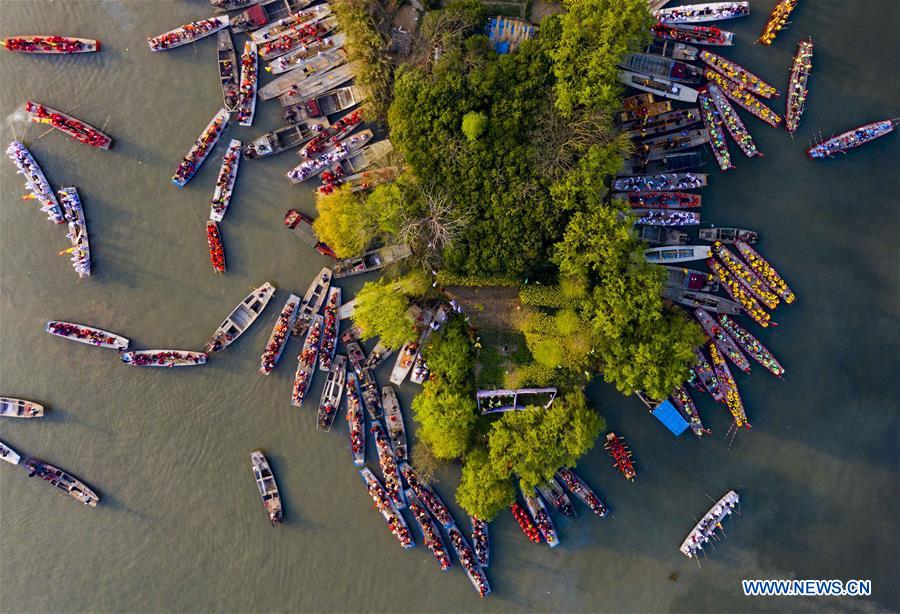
412, 386, 479, 459
351, 278, 417, 349
456, 448, 516, 520
461, 111, 488, 141
313, 185, 375, 258
422, 315, 474, 390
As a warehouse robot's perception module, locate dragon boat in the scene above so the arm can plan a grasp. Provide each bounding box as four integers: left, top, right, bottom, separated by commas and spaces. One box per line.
713, 242, 780, 309
694, 308, 751, 373
806, 119, 897, 159
757, 0, 799, 45
692, 346, 725, 403
697, 89, 733, 171
5, 141, 64, 223
651, 24, 734, 46
700, 50, 778, 99
785, 38, 813, 135
708, 259, 772, 327
735, 240, 795, 303
718, 314, 785, 378
705, 84, 761, 158
707, 342, 749, 428
704, 70, 782, 128
604, 432, 636, 480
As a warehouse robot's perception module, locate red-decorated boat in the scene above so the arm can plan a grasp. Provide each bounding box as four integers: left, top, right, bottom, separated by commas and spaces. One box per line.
207, 221, 226, 273
297, 109, 364, 159
3, 36, 99, 54
604, 432, 636, 480
652, 23, 734, 46
25, 101, 112, 150
147, 16, 228, 52
510, 502, 542, 543
614, 191, 701, 209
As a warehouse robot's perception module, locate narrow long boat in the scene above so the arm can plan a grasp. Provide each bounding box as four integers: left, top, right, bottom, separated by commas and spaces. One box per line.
46, 321, 129, 350
317, 287, 340, 372
695, 305, 750, 374
471, 516, 490, 567
390, 342, 419, 386
247, 1, 328, 41
258, 15, 336, 61
807, 119, 897, 159
615, 191, 701, 209
345, 341, 367, 372
735, 240, 795, 303
647, 38, 698, 61
707, 343, 749, 427
291, 266, 333, 338
121, 350, 207, 367
447, 524, 491, 597
645, 245, 711, 263
287, 129, 373, 183
700, 50, 778, 99
206, 220, 226, 273
697, 89, 733, 171
24, 458, 99, 506
217, 30, 240, 113
356, 366, 383, 420
210, 139, 241, 222
633, 209, 700, 227
662, 288, 740, 314
405, 489, 452, 570
664, 267, 718, 293
283, 84, 366, 123
25, 101, 111, 150
651, 24, 734, 46
359, 467, 414, 549
704, 70, 782, 128
619, 70, 699, 103
708, 259, 772, 327
316, 355, 346, 431
699, 227, 757, 244
345, 372, 366, 465
283, 209, 337, 257
680, 490, 739, 558
399, 462, 453, 528
269, 32, 347, 74
705, 84, 761, 158
232, 0, 318, 34
621, 53, 703, 85
211, 0, 263, 12
555, 468, 609, 516
278, 61, 358, 107
640, 228, 691, 248
318, 166, 399, 195
237, 41, 258, 127
672, 384, 710, 436
523, 490, 559, 547
332, 244, 414, 279
172, 108, 228, 187
371, 422, 405, 509
6, 141, 64, 223
625, 113, 701, 141
381, 386, 407, 462
204, 282, 276, 353
615, 171, 706, 192
59, 187, 90, 278
692, 346, 725, 403
259, 48, 348, 100
537, 478, 577, 519
757, 0, 799, 45
323, 140, 393, 180
713, 242, 779, 308
259, 294, 301, 374
290, 314, 322, 406
364, 341, 392, 369
719, 314, 785, 378
654, 2, 749, 24
617, 100, 672, 123
147, 16, 228, 52
511, 502, 543, 543
635, 129, 709, 162
298, 109, 364, 159
250, 450, 283, 525
1, 440, 21, 465
785, 38, 813, 135
3, 35, 99, 54
0, 398, 44, 418
604, 432, 636, 480
242, 117, 329, 159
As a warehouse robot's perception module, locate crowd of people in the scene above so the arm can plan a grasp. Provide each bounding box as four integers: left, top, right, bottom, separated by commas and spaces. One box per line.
656, 2, 749, 24
543, 485, 576, 519
719, 315, 785, 378
449, 528, 490, 598
695, 309, 751, 374
27, 102, 111, 149
757, 0, 799, 45
287, 132, 369, 182
613, 172, 705, 193
206, 222, 226, 273
302, 110, 363, 158
604, 434, 636, 480
372, 423, 404, 508
6, 141, 65, 223
364, 475, 413, 548
4, 36, 96, 54
411, 501, 452, 570
401, 465, 453, 527
652, 24, 732, 46
237, 42, 258, 125
260, 300, 297, 374
701, 50, 777, 99
59, 189, 91, 278
346, 380, 365, 460
708, 259, 772, 327
635, 210, 700, 227
786, 40, 813, 134
559, 469, 609, 516
713, 242, 780, 309
671, 385, 710, 437
291, 318, 322, 403
173, 112, 227, 186
625, 191, 700, 209
527, 499, 558, 544
698, 90, 734, 171
259, 22, 326, 59
211, 145, 239, 219
471, 517, 489, 566
808, 120, 895, 159
384, 403, 407, 461
736, 241, 795, 303
410, 355, 430, 384
510, 503, 542, 544
47, 321, 120, 347
705, 70, 782, 127
122, 350, 205, 367
148, 17, 224, 52
706, 342, 749, 428
318, 292, 339, 371
706, 84, 760, 158
271, 33, 341, 74
681, 492, 740, 557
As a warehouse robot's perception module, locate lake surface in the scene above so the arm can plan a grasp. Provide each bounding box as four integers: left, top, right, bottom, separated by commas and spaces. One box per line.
1, 1, 898, 612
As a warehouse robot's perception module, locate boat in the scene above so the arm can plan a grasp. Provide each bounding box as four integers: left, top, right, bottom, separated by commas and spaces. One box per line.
633, 209, 700, 227
283, 210, 337, 257
121, 350, 207, 367
290, 314, 323, 406
735, 240, 795, 303
24, 458, 99, 506
604, 432, 636, 480
694, 307, 751, 373
707, 341, 749, 427
510, 502, 542, 543
236, 41, 258, 126
671, 384, 709, 436
318, 166, 402, 195
381, 386, 407, 462
704, 70, 782, 128
323, 140, 394, 181
537, 477, 577, 519
0, 398, 44, 418
680, 490, 740, 558
522, 490, 559, 547
333, 244, 413, 278
471, 516, 490, 567
624, 109, 702, 139
206, 221, 226, 273
371, 421, 405, 509
59, 187, 90, 278
25, 101, 112, 150
647, 38, 698, 61
712, 242, 779, 308
719, 314, 785, 377
355, 365, 383, 420
617, 100, 672, 123
637, 225, 688, 246
359, 467, 414, 549
290, 266, 332, 337
258, 15, 337, 61
699, 227, 757, 244
3, 35, 99, 54
345, 372, 366, 465
708, 259, 772, 327
346, 341, 367, 373
406, 489, 452, 570
282, 85, 366, 123
664, 266, 718, 292
259, 294, 300, 374
217, 30, 240, 113
785, 38, 813, 135
338, 299, 357, 321
662, 288, 741, 314
645, 245, 711, 263
622, 150, 706, 175
204, 282, 276, 353
619, 70, 699, 103
172, 108, 229, 188
210, 139, 241, 221
0, 440, 21, 465
45, 321, 129, 350
399, 462, 454, 527
692, 346, 725, 402
757, 0, 799, 45
5, 141, 65, 224
298, 109, 364, 159
447, 524, 491, 597
697, 89, 733, 171
242, 117, 329, 159
808, 118, 898, 159
269, 32, 347, 74
147, 16, 228, 52
318, 287, 341, 371
363, 341, 392, 369
555, 468, 609, 517
259, 48, 348, 100
316, 355, 346, 431
390, 342, 419, 386
409, 353, 430, 386
705, 83, 761, 158
651, 24, 734, 46
250, 450, 283, 525
211, 0, 263, 13
231, 0, 317, 34
286, 129, 373, 184
634, 129, 709, 162
621, 53, 704, 85
615, 191, 701, 209
654, 2, 749, 23
278, 62, 359, 107
700, 50, 778, 99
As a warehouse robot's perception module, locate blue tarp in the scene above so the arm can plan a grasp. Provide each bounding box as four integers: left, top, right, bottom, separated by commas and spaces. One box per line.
652, 400, 689, 436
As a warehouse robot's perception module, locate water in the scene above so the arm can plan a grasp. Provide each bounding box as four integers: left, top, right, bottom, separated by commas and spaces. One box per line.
1, 1, 898, 611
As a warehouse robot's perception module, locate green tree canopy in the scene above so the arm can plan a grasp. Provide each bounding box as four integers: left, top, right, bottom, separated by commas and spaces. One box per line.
351, 278, 417, 349
455, 448, 516, 520
422, 315, 474, 390
461, 111, 488, 141
412, 387, 479, 459
313, 186, 374, 258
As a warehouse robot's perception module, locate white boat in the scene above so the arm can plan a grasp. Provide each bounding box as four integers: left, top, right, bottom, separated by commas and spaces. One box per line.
0, 397, 44, 418
204, 282, 276, 353
359, 467, 414, 549
345, 372, 366, 465
0, 439, 21, 465
523, 489, 559, 547
250, 450, 283, 525
259, 294, 301, 374
5, 141, 64, 224
248, 1, 330, 41
316, 355, 346, 431
655, 2, 749, 24
269, 32, 346, 75
644, 245, 711, 263
291, 314, 322, 406
446, 523, 491, 597
121, 350, 207, 367
45, 320, 129, 350
148, 16, 229, 51
337, 298, 356, 320
371, 421, 406, 510
318, 287, 341, 372
278, 61, 358, 107
389, 309, 434, 385
381, 386, 407, 461
59, 187, 90, 278
210, 139, 242, 222
619, 70, 699, 103
680, 490, 739, 557
259, 48, 348, 100
291, 266, 333, 338
409, 352, 430, 385
237, 41, 258, 126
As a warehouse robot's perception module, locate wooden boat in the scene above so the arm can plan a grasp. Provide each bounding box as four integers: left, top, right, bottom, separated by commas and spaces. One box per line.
232, 0, 317, 33
735, 240, 795, 303
522, 490, 559, 547
697, 89, 733, 171
647, 38, 698, 61
637, 225, 688, 245
3, 35, 99, 54
0, 398, 44, 418
623, 93, 657, 111
59, 187, 90, 278
359, 467, 414, 549
708, 259, 772, 327
211, 0, 263, 12
345, 372, 366, 465
757, 0, 799, 45
217, 30, 240, 113
694, 307, 750, 373
206, 221, 226, 273
406, 489, 452, 570
283, 86, 366, 125
785, 38, 813, 135
699, 227, 757, 244
258, 15, 337, 62
390, 342, 419, 386
323, 140, 393, 181
242, 117, 329, 159
286, 129, 373, 183
651, 23, 734, 46
0, 439, 21, 465
621, 53, 703, 85
290, 266, 332, 337
381, 386, 407, 462
399, 462, 453, 527
250, 450, 283, 525
278, 62, 358, 107
364, 341, 392, 369
807, 118, 898, 159
510, 502, 542, 543
316, 355, 346, 431
25, 101, 112, 150
707, 342, 749, 427
617, 100, 672, 124
409, 353, 430, 385
704, 70, 782, 128
680, 490, 739, 558
701, 51, 778, 100
692, 346, 725, 403
333, 244, 413, 279
121, 350, 207, 367
46, 321, 129, 350
205, 282, 275, 353
625, 110, 701, 139
253, 3, 333, 42
371, 421, 406, 509
655, 2, 749, 24
662, 288, 741, 314
259, 294, 301, 374
604, 432, 636, 480
147, 16, 228, 52
664, 266, 718, 292
555, 468, 609, 517
290, 314, 323, 406
172, 108, 229, 187
616, 191, 701, 209
356, 365, 382, 420
236, 41, 258, 126
619, 70, 699, 103
613, 171, 706, 192
5, 141, 64, 224
298, 109, 364, 160
318, 287, 341, 372
645, 245, 710, 263
634, 129, 709, 162
338, 299, 357, 321
471, 516, 489, 567
269, 32, 347, 74
705, 83, 761, 158
537, 477, 577, 519
633, 209, 700, 227
24, 458, 99, 506
712, 242, 779, 309
283, 210, 336, 258
259, 48, 347, 100
719, 314, 785, 377
345, 341, 367, 373
622, 150, 706, 175
319, 166, 399, 195
210, 140, 241, 222
447, 524, 491, 597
